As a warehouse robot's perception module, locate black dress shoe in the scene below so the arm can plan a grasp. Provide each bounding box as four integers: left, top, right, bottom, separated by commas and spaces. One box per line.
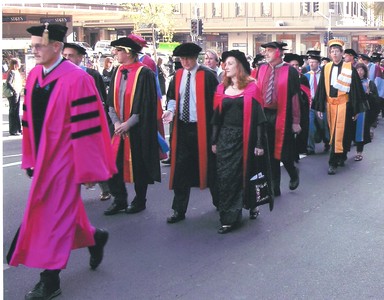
217, 225, 233, 234
166, 211, 185, 223
88, 228, 109, 270
161, 158, 171, 165
289, 168, 300, 190
328, 165, 337, 175
103, 202, 127, 215
25, 281, 61, 300
249, 207, 260, 220
126, 204, 146, 214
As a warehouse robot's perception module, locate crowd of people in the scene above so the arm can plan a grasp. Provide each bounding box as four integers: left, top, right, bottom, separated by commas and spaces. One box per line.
5, 22, 384, 300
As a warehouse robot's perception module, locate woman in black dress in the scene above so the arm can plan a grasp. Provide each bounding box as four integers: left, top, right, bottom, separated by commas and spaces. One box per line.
212, 50, 272, 234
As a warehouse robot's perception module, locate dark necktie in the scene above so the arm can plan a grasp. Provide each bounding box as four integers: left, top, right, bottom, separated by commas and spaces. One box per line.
121, 69, 128, 80
181, 71, 191, 122
265, 66, 274, 104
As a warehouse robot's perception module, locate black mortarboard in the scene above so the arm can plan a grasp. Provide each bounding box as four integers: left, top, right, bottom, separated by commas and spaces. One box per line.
283, 53, 303, 66
306, 50, 321, 56
173, 43, 202, 57
222, 49, 251, 75
371, 52, 382, 62
254, 54, 265, 62
307, 54, 322, 62
260, 41, 288, 50
252, 54, 265, 68
110, 37, 143, 53
27, 23, 68, 43
63, 43, 87, 55
344, 49, 358, 58
321, 57, 331, 62
358, 53, 370, 61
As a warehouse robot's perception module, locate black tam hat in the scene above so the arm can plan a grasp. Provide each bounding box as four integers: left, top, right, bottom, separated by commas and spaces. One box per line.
358, 53, 370, 61
221, 50, 251, 75
371, 52, 382, 62
110, 37, 143, 53
260, 41, 288, 50
27, 23, 68, 44
344, 49, 358, 58
321, 57, 331, 63
173, 43, 202, 57
63, 43, 87, 55
283, 53, 303, 66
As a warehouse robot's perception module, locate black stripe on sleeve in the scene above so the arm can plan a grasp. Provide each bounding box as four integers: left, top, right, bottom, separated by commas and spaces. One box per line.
71, 95, 97, 107
71, 110, 100, 123
71, 126, 101, 139
22, 120, 28, 127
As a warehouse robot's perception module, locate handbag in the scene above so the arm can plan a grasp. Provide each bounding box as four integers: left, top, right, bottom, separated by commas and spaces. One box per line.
250, 172, 274, 211
3, 82, 14, 98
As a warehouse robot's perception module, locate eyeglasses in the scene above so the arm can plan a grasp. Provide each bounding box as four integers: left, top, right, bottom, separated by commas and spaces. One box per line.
31, 43, 46, 51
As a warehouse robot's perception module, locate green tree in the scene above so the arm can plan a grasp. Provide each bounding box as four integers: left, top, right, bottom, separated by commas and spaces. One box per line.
123, 3, 176, 44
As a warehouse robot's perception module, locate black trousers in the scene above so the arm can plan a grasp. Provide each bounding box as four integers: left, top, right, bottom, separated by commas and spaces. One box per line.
8, 94, 21, 134
264, 109, 298, 189
171, 121, 214, 213
328, 144, 348, 167
108, 141, 148, 206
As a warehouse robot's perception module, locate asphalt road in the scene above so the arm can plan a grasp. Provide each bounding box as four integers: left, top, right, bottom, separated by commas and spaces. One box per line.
3, 103, 384, 299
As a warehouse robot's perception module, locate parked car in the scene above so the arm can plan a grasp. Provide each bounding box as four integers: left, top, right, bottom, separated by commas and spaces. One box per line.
73, 41, 96, 58
94, 40, 112, 57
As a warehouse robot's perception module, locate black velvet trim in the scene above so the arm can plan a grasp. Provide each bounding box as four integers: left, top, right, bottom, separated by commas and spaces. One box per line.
71, 110, 100, 123
71, 126, 101, 139
71, 95, 97, 107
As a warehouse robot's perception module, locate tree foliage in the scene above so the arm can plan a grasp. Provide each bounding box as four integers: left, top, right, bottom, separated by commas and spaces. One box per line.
122, 3, 176, 42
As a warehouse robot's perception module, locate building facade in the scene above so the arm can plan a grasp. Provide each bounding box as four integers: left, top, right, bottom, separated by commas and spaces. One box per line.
2, 2, 384, 58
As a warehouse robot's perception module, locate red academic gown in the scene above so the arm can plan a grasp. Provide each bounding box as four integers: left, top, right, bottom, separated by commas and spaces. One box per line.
168, 65, 218, 189
213, 82, 273, 208
257, 63, 301, 162
9, 60, 117, 269
109, 62, 160, 184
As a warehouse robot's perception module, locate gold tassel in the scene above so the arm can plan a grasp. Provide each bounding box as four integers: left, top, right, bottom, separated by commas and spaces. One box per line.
42, 22, 49, 46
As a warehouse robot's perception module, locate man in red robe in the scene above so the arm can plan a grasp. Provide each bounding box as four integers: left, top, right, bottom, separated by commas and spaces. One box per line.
7, 23, 117, 300
104, 36, 160, 215
162, 43, 219, 223
256, 42, 302, 197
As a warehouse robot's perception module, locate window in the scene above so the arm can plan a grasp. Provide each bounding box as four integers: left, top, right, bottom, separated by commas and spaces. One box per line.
261, 2, 272, 17
235, 2, 245, 17
212, 3, 222, 17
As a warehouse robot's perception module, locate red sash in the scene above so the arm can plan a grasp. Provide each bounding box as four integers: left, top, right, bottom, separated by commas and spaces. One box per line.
111, 63, 144, 182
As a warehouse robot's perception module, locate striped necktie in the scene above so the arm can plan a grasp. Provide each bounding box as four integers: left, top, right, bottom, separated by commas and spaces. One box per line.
181, 71, 191, 122
265, 66, 274, 104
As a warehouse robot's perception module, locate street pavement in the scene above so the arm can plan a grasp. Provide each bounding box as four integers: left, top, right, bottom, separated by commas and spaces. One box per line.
3, 99, 384, 299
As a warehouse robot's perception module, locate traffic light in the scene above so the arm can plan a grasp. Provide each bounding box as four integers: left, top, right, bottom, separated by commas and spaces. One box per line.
313, 2, 319, 12
198, 19, 203, 36
304, 2, 310, 13
190, 19, 198, 36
